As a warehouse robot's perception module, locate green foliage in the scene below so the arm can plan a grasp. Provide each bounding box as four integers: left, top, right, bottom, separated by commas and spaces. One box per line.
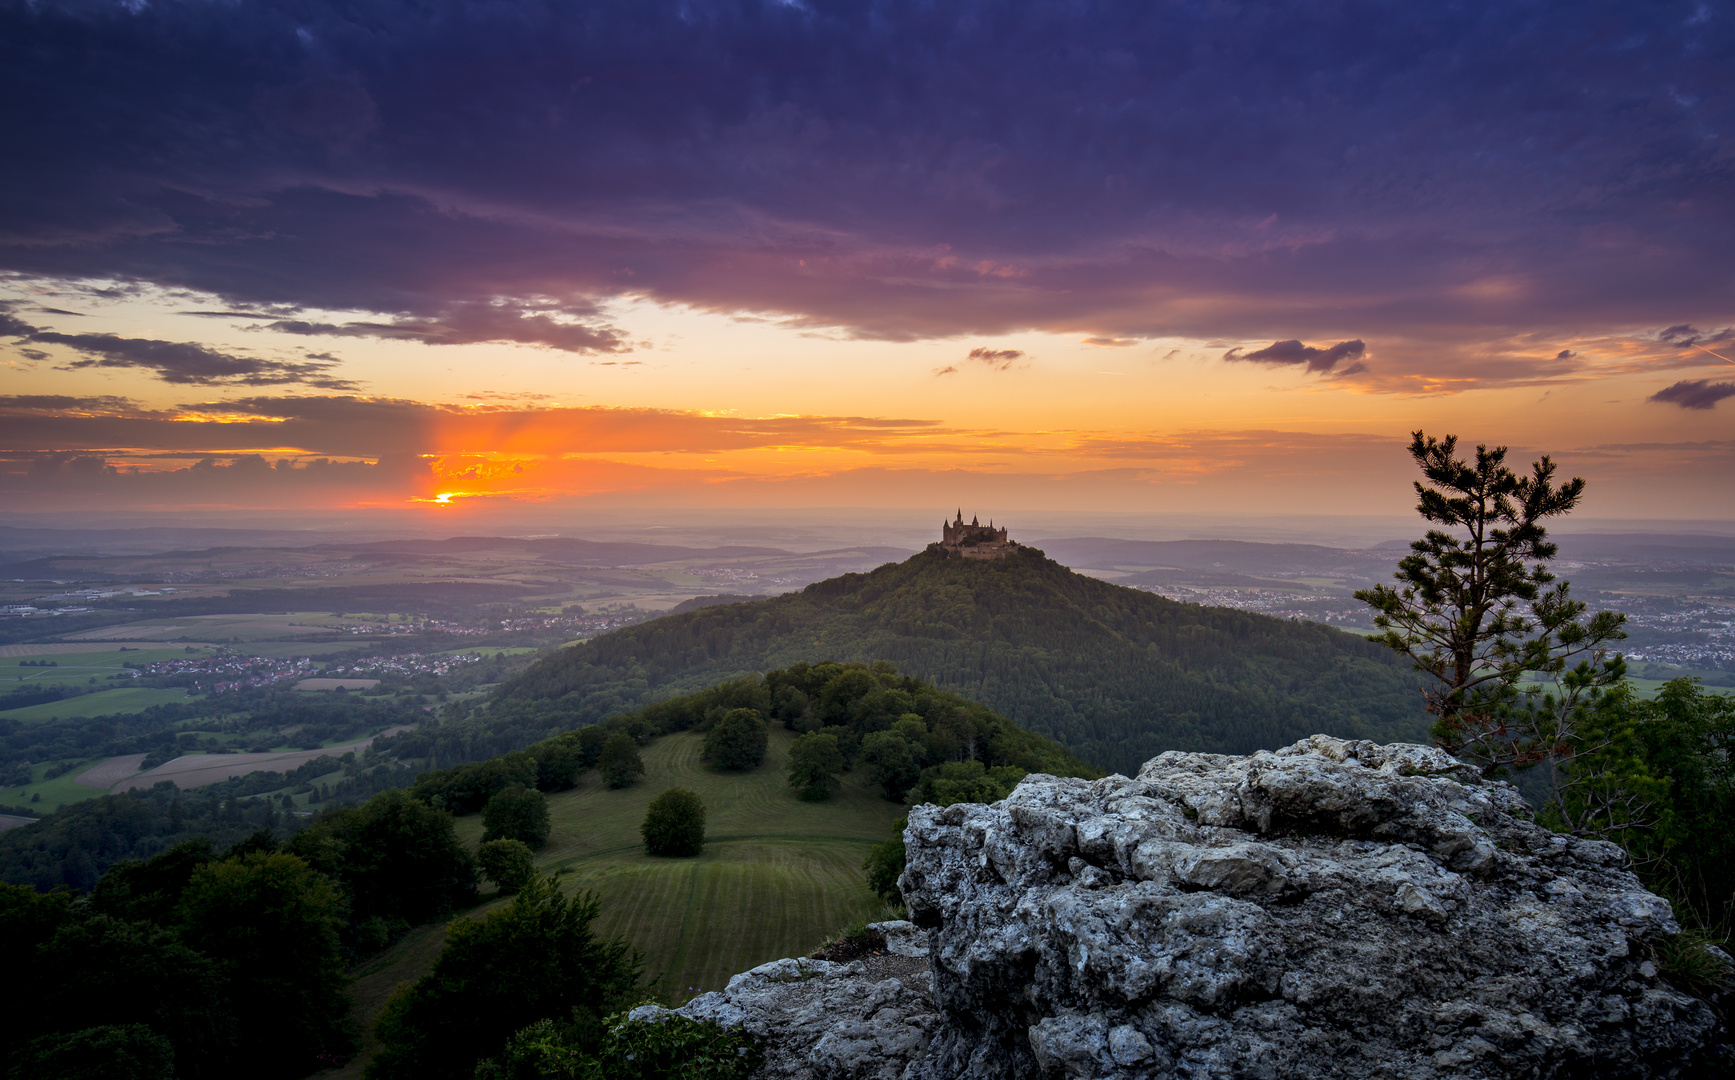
479, 839, 537, 894
497, 545, 1428, 775
474, 1012, 758, 1080
0, 785, 284, 893
89, 838, 219, 926
484, 785, 552, 849
641, 788, 706, 857
1355, 431, 1625, 769
863, 821, 906, 906
10, 1024, 176, 1080
859, 731, 922, 801
177, 852, 355, 1076
413, 751, 539, 815
289, 789, 479, 930
1, 883, 232, 1080
598, 732, 645, 789
368, 877, 640, 1080
701, 708, 768, 771
907, 760, 1027, 807
1540, 678, 1735, 937
787, 732, 844, 801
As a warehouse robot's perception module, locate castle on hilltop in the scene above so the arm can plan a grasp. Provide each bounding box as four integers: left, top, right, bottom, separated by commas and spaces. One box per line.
938, 510, 1017, 559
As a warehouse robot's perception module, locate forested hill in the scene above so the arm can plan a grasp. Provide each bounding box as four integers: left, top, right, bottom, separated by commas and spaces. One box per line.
501, 545, 1427, 775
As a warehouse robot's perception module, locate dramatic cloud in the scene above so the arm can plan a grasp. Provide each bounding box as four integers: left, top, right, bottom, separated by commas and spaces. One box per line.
1649, 379, 1735, 411
4, 307, 357, 388
265, 301, 624, 353
0, 0, 1728, 370
1224, 339, 1366, 375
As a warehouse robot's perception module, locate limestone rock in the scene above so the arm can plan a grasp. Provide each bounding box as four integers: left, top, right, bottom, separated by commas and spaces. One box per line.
668, 956, 939, 1079
899, 735, 1724, 1079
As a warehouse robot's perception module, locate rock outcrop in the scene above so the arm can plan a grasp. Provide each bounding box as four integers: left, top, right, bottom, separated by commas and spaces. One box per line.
653, 951, 938, 1079
900, 736, 1724, 1079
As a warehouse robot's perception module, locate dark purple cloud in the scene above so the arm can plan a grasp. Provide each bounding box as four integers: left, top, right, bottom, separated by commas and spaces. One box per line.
2, 306, 357, 388
1649, 379, 1735, 410
0, 0, 1731, 358
1224, 339, 1366, 374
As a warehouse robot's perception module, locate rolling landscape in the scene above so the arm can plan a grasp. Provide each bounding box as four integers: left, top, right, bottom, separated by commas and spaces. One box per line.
4, 0, 1734, 1075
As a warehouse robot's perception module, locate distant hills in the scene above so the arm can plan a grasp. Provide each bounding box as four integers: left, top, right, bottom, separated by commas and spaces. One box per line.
501, 544, 1429, 775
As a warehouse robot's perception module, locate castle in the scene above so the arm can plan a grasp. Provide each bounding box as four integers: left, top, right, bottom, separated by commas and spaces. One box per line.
938, 510, 1017, 559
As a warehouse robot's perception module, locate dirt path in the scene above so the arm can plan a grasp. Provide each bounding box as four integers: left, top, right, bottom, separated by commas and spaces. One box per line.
73, 753, 149, 789
109, 726, 414, 792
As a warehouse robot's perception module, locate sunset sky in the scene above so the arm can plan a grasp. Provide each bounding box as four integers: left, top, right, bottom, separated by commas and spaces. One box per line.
2, 0, 1732, 523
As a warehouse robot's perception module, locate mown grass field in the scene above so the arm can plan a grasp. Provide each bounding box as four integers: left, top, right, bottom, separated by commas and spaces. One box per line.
317, 725, 902, 1080
455, 725, 903, 996
2, 646, 214, 687
0, 686, 192, 723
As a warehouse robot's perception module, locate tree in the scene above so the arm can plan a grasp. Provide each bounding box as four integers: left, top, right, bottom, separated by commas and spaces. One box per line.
176, 852, 354, 1077
788, 732, 845, 801
701, 708, 768, 771
598, 732, 645, 789
31, 914, 232, 1079
860, 731, 923, 801
1356, 431, 1626, 771
367, 877, 640, 1080
641, 788, 706, 857
483, 784, 552, 849
478, 839, 537, 894
288, 789, 478, 931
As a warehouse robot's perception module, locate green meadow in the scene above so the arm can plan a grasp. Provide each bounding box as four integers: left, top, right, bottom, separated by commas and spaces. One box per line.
451, 724, 903, 998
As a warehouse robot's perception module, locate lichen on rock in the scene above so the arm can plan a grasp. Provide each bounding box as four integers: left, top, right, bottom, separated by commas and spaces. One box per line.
899, 735, 1725, 1079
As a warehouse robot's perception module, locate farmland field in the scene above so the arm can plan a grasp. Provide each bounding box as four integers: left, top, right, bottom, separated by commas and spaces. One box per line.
0, 686, 192, 722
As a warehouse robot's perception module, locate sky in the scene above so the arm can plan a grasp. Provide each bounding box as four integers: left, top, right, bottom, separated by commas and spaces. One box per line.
2, 0, 1732, 525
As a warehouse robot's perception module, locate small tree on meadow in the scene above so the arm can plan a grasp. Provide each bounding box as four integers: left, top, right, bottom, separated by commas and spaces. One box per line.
701, 708, 768, 771
482, 785, 551, 850
477, 839, 537, 894
1356, 431, 1626, 774
598, 733, 645, 789
640, 788, 706, 857
787, 732, 844, 801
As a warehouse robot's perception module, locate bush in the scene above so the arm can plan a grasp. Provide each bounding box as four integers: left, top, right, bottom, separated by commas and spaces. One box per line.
641, 789, 706, 858
598, 733, 644, 789
483, 785, 552, 849
787, 732, 844, 802
701, 709, 768, 771
476, 1011, 758, 1080
478, 839, 537, 894
367, 877, 640, 1080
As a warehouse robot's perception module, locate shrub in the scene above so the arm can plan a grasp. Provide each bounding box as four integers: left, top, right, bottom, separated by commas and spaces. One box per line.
476, 1011, 758, 1080
483, 785, 552, 850
641, 789, 706, 857
598, 733, 644, 789
478, 839, 537, 894
701, 708, 768, 771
